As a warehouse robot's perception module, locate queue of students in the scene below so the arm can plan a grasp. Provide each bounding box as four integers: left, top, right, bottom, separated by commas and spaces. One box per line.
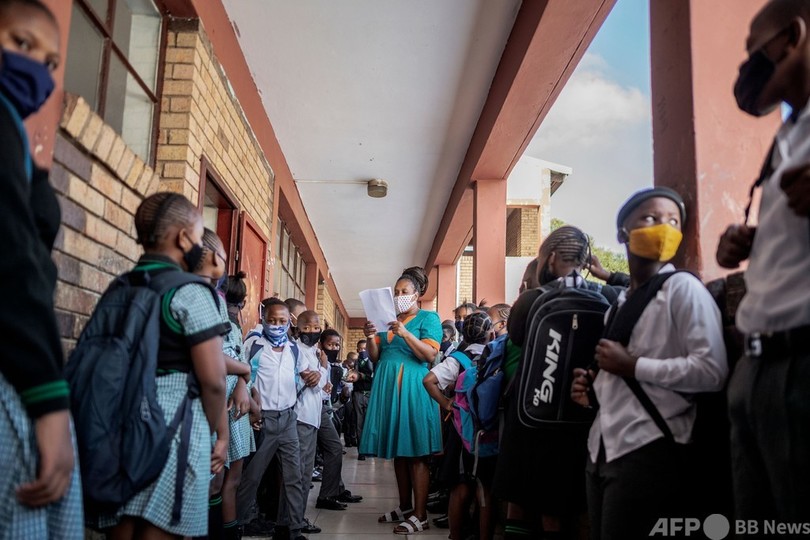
5, 0, 810, 539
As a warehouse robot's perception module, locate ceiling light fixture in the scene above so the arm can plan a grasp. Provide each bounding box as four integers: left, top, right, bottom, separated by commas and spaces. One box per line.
294, 178, 388, 199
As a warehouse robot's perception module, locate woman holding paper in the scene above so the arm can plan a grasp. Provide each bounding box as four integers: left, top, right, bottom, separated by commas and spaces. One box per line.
359, 266, 443, 535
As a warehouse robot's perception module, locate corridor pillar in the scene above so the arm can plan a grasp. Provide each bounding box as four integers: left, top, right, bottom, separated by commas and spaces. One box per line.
650, 0, 779, 280
436, 264, 457, 321
473, 179, 507, 305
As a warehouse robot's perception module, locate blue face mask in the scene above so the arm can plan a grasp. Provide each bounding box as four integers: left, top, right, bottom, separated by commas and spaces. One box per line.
262, 322, 290, 348
0, 49, 54, 119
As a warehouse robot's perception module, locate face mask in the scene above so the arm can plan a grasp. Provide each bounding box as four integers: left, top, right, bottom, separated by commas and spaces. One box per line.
627, 223, 683, 262
395, 293, 417, 314
325, 349, 340, 363
298, 331, 322, 347
357, 350, 368, 361
734, 50, 778, 117
454, 320, 464, 334
0, 49, 54, 119
183, 243, 205, 272
262, 322, 290, 348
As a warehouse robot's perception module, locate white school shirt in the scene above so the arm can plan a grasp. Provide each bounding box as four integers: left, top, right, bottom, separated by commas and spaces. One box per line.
587, 265, 728, 464
430, 343, 485, 390
296, 341, 328, 428
251, 338, 298, 412
737, 104, 810, 334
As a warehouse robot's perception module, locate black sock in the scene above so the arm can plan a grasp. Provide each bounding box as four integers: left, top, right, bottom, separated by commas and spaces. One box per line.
504, 518, 534, 539
223, 520, 241, 540
208, 493, 224, 540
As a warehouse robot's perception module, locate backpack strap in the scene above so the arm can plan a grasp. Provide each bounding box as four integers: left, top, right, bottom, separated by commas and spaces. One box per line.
166, 371, 200, 524
603, 270, 691, 443
246, 338, 304, 398
449, 350, 474, 372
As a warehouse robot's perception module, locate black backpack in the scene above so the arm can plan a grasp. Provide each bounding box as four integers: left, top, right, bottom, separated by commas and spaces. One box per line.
516, 279, 611, 428
65, 268, 213, 521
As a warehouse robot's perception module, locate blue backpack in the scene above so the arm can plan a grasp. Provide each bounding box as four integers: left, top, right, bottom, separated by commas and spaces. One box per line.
469, 334, 509, 432
65, 267, 215, 521
450, 349, 500, 459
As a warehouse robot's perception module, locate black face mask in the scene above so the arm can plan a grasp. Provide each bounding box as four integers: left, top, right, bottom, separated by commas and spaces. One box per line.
299, 331, 322, 347
734, 50, 777, 116
325, 349, 340, 363
183, 243, 205, 272
454, 320, 464, 334
357, 350, 368, 361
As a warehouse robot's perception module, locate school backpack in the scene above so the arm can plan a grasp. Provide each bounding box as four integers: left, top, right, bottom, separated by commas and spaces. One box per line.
245, 335, 304, 397
468, 333, 509, 432
450, 350, 499, 459
65, 267, 215, 520
516, 279, 611, 428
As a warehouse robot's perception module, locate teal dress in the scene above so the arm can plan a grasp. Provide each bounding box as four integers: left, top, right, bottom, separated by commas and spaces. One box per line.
359, 309, 443, 459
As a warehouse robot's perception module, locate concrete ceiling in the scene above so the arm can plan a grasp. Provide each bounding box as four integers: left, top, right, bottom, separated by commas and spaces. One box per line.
222, 0, 521, 316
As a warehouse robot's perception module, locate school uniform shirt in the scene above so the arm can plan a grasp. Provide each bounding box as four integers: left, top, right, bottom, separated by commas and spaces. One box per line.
588, 265, 728, 463
737, 104, 810, 334
296, 341, 328, 428
430, 343, 485, 390
247, 337, 299, 412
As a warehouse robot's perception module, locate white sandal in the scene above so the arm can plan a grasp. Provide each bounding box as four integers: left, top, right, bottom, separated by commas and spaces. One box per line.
378, 506, 412, 523
394, 515, 429, 535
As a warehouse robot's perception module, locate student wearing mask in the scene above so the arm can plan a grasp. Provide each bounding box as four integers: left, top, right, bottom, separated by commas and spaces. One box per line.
96, 193, 230, 538
347, 339, 374, 459
453, 303, 478, 336
316, 330, 363, 509
572, 188, 728, 540
486, 304, 511, 338
424, 312, 497, 540
236, 298, 316, 540
717, 0, 810, 522
361, 266, 443, 535
0, 1, 82, 537
198, 230, 253, 539
277, 310, 328, 537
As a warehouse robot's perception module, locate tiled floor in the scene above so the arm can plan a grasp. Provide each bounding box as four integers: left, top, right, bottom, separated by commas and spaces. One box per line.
247, 447, 449, 539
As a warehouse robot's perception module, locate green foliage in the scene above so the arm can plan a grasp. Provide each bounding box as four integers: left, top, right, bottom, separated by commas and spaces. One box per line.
550, 218, 629, 280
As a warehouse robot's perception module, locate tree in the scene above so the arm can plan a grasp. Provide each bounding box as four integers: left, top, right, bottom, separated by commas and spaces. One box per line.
550, 218, 629, 279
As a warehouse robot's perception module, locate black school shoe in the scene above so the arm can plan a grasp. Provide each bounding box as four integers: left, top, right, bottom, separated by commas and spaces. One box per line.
242, 517, 275, 536
336, 490, 363, 503
302, 518, 321, 534
315, 497, 347, 510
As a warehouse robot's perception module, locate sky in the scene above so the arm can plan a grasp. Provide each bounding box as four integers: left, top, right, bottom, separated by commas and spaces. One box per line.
523, 0, 652, 249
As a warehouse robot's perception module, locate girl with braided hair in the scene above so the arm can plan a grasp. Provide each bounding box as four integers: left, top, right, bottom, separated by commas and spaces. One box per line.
360, 266, 443, 535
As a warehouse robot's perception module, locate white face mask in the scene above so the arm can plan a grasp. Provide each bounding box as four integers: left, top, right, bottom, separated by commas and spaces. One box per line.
394, 293, 417, 314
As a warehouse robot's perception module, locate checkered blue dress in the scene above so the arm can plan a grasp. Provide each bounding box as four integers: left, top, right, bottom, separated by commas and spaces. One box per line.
220, 305, 256, 464
0, 373, 84, 539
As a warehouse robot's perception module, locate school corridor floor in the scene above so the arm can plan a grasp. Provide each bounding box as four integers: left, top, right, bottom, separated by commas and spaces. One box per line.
246, 447, 449, 539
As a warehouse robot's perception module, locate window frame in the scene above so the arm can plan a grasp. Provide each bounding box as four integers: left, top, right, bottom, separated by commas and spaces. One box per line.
275, 218, 306, 303
71, 0, 169, 166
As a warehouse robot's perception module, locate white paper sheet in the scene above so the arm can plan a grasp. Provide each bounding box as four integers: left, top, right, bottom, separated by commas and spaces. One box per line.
359, 287, 397, 332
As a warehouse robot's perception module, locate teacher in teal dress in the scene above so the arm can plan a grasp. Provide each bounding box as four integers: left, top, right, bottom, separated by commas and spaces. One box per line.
360, 266, 442, 535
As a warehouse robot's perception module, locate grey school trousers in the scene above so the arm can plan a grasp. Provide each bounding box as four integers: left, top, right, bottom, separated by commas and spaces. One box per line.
317, 402, 345, 499
278, 421, 318, 525
236, 408, 305, 534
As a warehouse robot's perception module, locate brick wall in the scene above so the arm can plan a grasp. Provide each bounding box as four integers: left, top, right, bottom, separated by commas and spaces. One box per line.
316, 282, 347, 340
457, 251, 473, 306
51, 17, 281, 354
520, 206, 540, 256
346, 328, 366, 352
506, 208, 520, 257
156, 19, 276, 297
52, 95, 163, 353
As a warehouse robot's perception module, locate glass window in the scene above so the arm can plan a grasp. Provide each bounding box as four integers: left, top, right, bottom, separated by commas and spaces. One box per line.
64, 0, 163, 162
276, 219, 307, 303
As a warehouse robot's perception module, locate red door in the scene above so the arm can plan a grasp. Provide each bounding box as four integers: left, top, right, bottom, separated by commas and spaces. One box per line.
237, 212, 269, 335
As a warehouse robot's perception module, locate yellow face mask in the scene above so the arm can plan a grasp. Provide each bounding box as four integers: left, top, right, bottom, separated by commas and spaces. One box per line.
627, 223, 683, 261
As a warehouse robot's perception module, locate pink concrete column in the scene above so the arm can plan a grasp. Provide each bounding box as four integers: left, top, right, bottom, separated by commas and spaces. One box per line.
650, 0, 779, 280
473, 180, 507, 305
436, 264, 457, 321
